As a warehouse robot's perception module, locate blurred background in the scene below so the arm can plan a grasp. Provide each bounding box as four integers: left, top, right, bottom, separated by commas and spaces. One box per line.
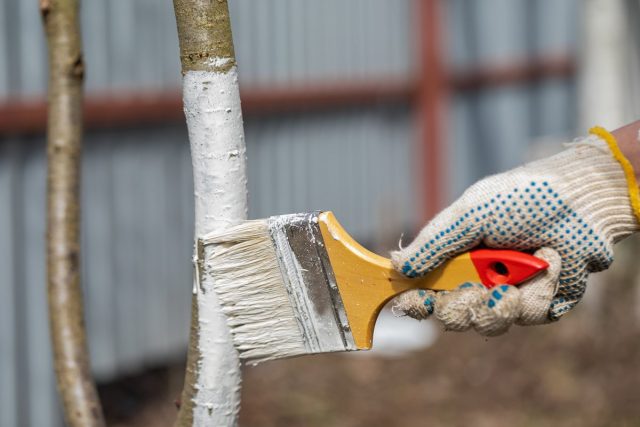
2, 0, 640, 426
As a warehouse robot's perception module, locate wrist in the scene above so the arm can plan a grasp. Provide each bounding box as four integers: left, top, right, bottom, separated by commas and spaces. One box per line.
590, 126, 640, 224
611, 122, 640, 183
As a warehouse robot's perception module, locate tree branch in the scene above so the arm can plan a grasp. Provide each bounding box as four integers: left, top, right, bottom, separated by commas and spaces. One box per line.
42, 0, 105, 425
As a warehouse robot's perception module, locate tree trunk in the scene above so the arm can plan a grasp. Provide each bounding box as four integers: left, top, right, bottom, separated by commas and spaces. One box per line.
41, 0, 106, 425
172, 1, 248, 425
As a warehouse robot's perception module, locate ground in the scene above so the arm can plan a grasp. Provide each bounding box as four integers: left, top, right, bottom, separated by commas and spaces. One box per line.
101, 314, 640, 426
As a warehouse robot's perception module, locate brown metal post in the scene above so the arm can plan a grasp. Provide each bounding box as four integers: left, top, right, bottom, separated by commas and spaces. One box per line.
417, 0, 448, 221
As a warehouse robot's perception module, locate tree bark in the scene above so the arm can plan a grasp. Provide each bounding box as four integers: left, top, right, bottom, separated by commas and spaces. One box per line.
172, 1, 248, 426
41, 0, 106, 425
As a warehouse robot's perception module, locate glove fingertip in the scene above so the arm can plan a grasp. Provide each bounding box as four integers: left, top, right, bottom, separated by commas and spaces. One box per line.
532, 247, 562, 283
473, 284, 520, 336
390, 249, 415, 275
517, 247, 562, 325
435, 284, 487, 332
391, 289, 437, 320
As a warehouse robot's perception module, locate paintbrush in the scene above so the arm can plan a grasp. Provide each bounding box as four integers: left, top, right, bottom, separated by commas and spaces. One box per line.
198, 211, 548, 364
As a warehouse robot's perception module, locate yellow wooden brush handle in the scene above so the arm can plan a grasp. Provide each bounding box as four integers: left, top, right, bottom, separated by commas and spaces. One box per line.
318, 212, 481, 349
317, 211, 552, 350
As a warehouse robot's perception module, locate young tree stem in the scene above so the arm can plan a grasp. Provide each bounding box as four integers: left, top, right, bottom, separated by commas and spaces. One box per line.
42, 0, 106, 425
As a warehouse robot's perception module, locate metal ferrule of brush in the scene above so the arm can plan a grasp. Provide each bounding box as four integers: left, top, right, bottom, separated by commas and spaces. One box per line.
268, 212, 357, 354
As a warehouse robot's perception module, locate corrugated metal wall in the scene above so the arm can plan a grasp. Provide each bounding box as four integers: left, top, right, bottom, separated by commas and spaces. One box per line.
0, 0, 578, 426
447, 0, 578, 198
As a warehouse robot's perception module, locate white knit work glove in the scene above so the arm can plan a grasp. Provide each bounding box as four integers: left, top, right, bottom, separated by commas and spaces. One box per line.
391, 129, 639, 335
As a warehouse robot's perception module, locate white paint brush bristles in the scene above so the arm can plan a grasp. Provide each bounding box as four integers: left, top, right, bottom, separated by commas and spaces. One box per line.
201, 219, 307, 363
201, 212, 356, 364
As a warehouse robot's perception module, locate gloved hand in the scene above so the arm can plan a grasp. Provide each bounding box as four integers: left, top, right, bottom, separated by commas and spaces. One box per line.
391, 128, 639, 335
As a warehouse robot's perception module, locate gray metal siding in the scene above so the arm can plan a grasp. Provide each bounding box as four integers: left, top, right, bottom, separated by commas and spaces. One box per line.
245, 107, 417, 237
80, 130, 195, 379
229, 0, 413, 84
448, 0, 578, 69
449, 79, 575, 200
0, 0, 413, 97
0, 142, 18, 427
446, 0, 578, 199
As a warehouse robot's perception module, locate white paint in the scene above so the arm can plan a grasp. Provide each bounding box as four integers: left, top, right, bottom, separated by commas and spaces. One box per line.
203, 220, 308, 364
205, 56, 233, 69
183, 64, 247, 426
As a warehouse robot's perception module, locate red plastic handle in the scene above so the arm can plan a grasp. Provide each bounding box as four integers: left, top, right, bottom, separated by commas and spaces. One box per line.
469, 249, 549, 288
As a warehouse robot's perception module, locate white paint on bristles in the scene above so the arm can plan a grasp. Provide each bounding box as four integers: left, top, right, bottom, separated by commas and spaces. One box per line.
203, 220, 307, 364
183, 62, 246, 425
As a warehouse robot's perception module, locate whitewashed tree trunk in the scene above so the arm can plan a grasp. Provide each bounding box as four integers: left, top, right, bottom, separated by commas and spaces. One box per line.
184, 66, 247, 425
172, 1, 247, 425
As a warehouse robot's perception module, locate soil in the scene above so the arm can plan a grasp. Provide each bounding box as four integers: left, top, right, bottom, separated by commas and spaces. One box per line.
101, 310, 640, 427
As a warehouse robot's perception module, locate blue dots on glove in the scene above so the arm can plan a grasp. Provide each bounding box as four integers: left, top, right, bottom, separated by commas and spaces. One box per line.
400, 181, 613, 320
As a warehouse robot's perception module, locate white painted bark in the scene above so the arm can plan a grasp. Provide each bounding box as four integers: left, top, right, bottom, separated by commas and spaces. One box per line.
183, 64, 247, 425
